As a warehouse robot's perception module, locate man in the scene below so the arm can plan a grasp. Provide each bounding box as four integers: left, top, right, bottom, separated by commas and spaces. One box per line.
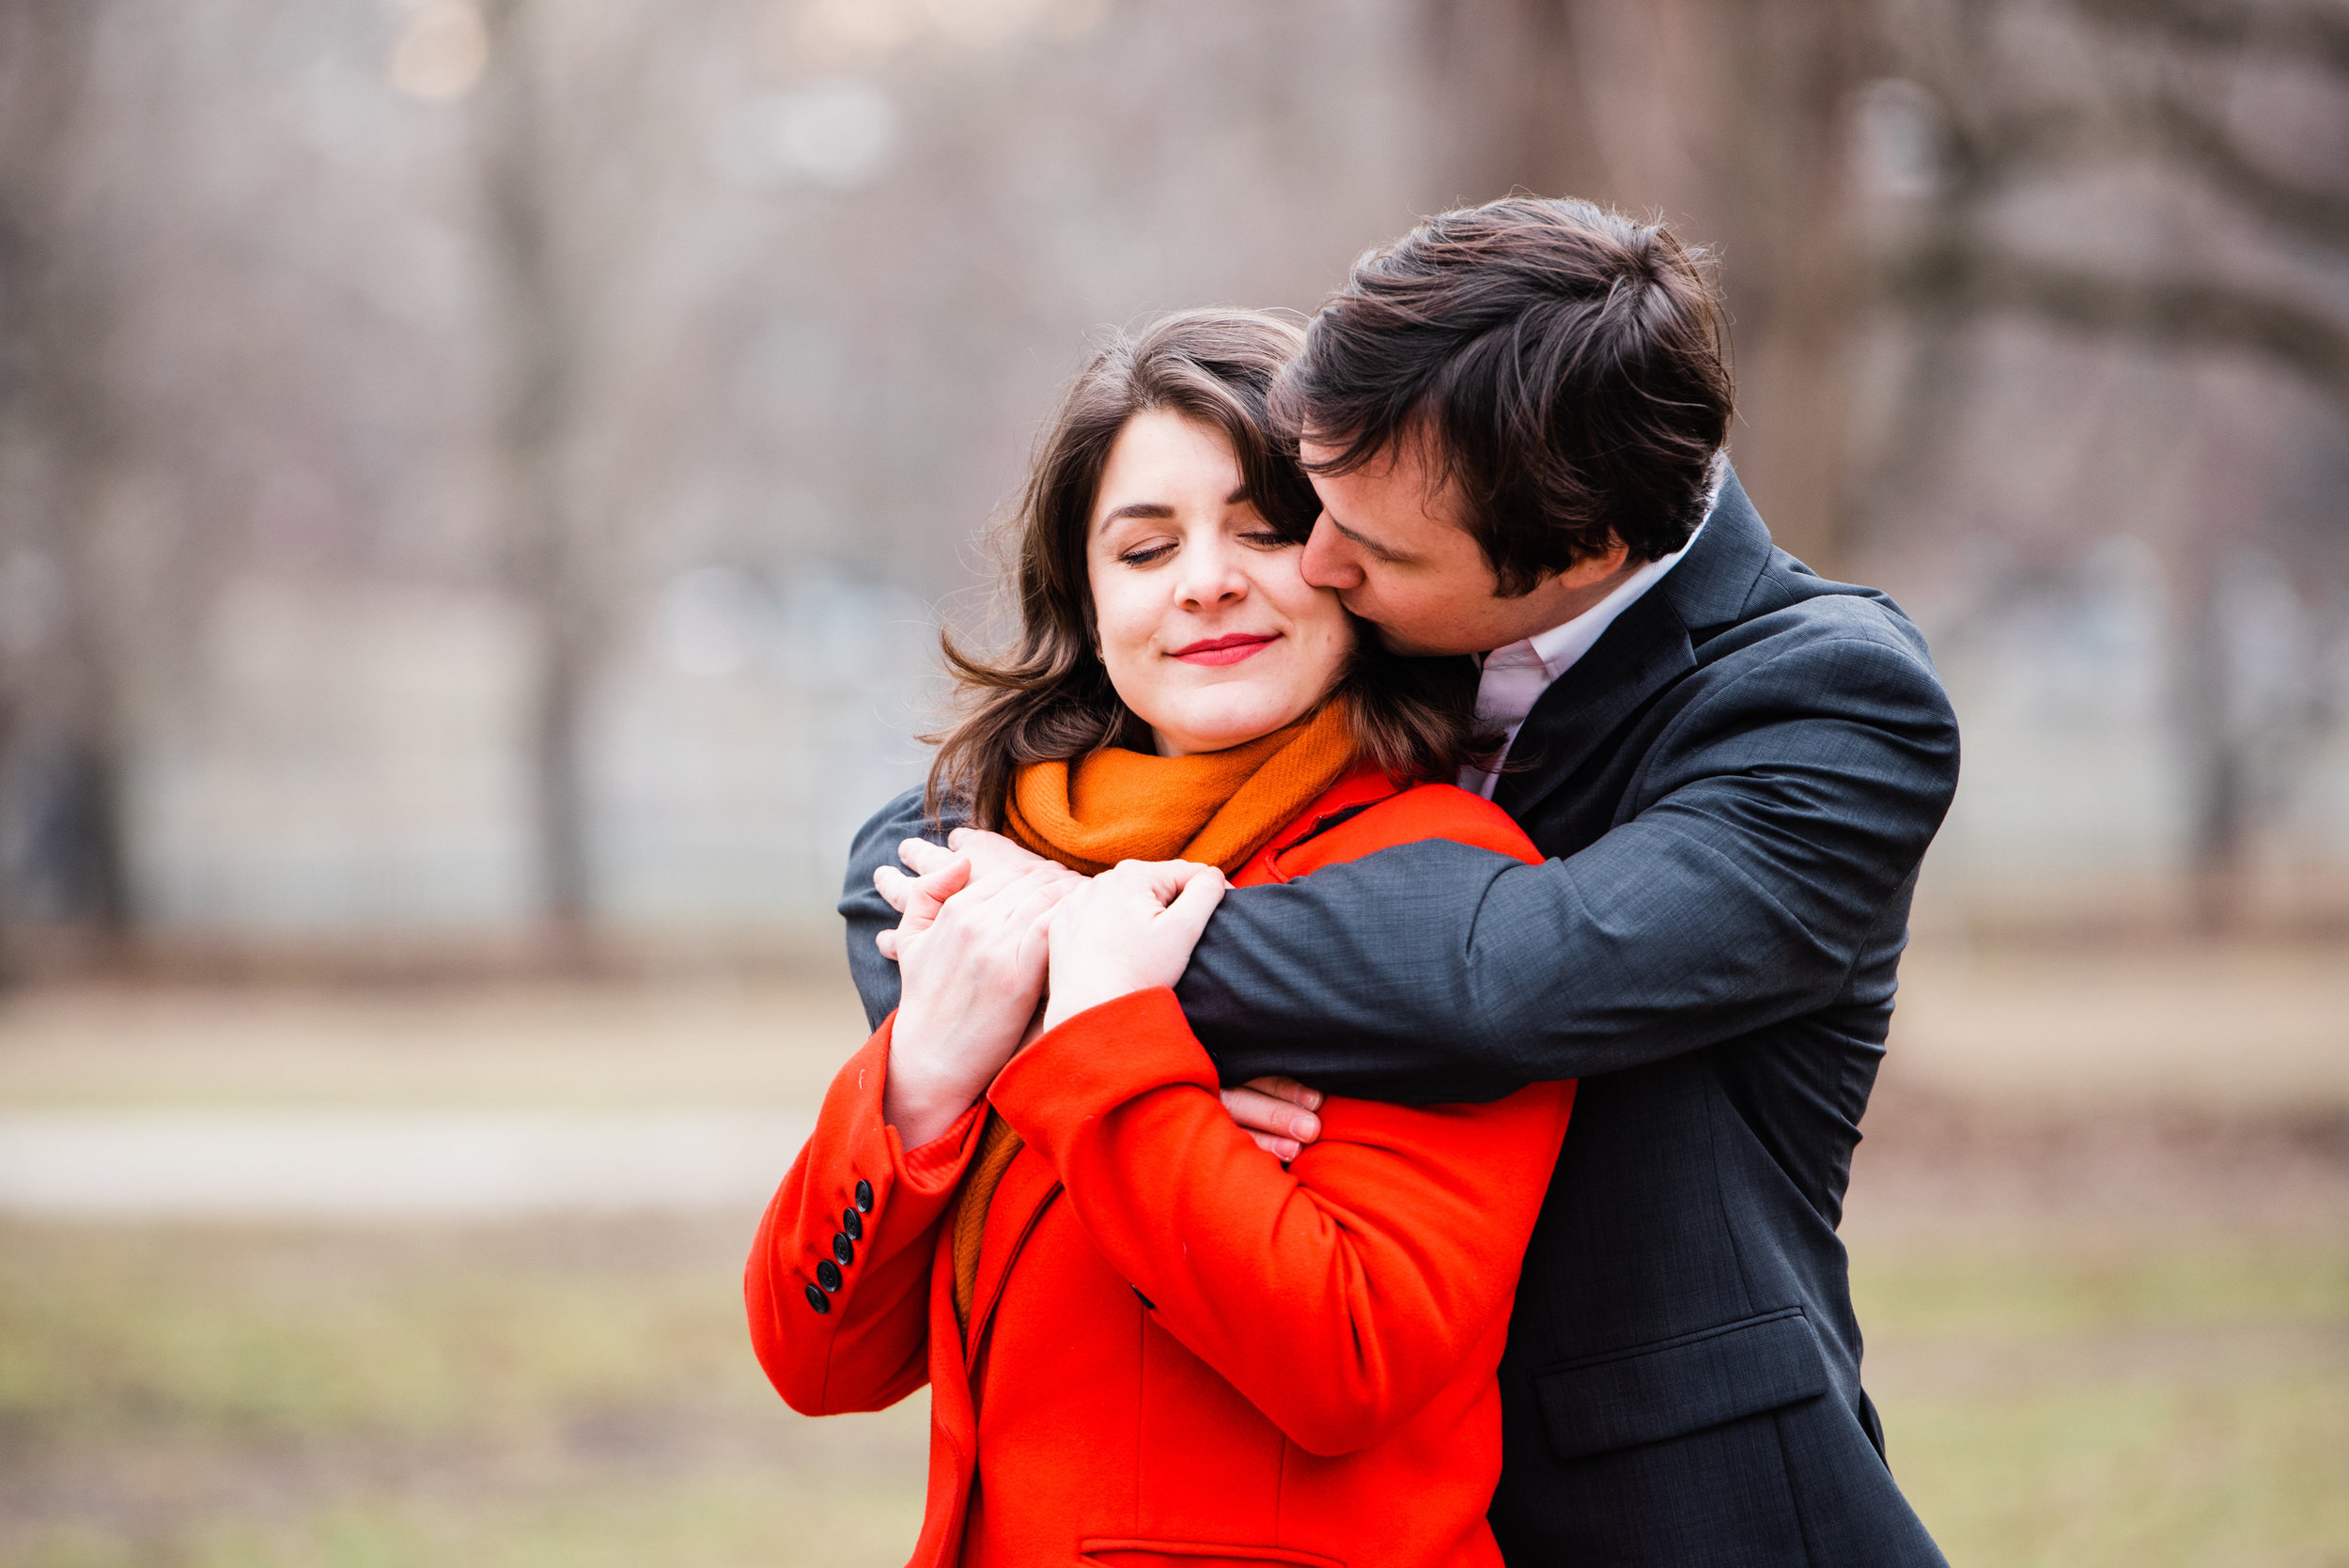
843, 196, 1957, 1566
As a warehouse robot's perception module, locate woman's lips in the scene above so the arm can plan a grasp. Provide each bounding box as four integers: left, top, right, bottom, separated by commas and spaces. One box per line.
1170, 632, 1279, 666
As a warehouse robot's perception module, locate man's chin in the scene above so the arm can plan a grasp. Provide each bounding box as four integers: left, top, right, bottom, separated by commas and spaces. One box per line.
1363, 619, 1464, 660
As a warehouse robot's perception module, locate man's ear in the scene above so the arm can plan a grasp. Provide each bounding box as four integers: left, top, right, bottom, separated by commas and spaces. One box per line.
1557, 536, 1634, 589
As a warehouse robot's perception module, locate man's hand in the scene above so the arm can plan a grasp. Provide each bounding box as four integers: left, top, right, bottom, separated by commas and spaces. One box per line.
1221, 1076, 1324, 1161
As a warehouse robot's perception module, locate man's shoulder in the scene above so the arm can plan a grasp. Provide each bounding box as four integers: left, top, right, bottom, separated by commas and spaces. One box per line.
1688, 554, 1941, 689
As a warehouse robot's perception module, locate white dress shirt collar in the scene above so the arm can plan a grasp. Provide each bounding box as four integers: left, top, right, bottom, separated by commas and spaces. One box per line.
1458, 468, 1721, 800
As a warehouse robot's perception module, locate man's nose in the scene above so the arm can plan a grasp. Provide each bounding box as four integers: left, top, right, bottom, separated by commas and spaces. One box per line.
1300, 514, 1363, 591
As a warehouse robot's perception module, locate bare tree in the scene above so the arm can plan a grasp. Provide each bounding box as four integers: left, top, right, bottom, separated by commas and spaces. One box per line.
474, 0, 605, 960
1421, 0, 1875, 572
1870, 0, 2349, 924
0, 0, 130, 969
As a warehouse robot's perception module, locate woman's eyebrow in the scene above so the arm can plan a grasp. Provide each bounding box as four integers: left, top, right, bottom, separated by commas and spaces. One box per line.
1097, 501, 1174, 525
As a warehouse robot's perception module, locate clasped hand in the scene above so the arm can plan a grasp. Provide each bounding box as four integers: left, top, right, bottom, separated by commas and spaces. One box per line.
876, 830, 1327, 1159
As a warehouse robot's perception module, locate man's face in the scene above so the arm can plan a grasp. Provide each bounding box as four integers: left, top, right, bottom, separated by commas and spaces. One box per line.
1297, 435, 1634, 657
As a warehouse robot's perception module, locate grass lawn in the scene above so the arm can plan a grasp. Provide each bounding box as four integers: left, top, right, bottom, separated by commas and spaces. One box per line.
0, 1219, 928, 1568
1856, 1240, 2349, 1568
2, 1218, 2343, 1566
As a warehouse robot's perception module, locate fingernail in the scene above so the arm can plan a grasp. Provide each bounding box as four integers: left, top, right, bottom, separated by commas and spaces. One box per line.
1276, 1141, 1299, 1161
1299, 1090, 1323, 1110
1291, 1113, 1319, 1141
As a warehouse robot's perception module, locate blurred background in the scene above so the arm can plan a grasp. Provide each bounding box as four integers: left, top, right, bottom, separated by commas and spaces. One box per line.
0, 0, 2343, 1564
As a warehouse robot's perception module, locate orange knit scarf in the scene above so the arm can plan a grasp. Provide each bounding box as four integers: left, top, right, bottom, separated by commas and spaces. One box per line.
947, 698, 1359, 1339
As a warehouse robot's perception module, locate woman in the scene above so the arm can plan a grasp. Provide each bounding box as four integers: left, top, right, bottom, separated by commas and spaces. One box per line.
746, 311, 1576, 1568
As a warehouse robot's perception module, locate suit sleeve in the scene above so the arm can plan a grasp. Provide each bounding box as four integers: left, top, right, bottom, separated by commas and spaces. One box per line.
836, 788, 958, 1031
745, 1018, 983, 1416
1174, 632, 1962, 1095
988, 988, 1576, 1457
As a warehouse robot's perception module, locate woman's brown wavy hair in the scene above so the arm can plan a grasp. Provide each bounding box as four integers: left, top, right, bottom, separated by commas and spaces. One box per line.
925, 308, 1484, 828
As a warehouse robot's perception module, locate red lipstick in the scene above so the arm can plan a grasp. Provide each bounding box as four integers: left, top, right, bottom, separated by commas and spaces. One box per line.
1170, 632, 1279, 666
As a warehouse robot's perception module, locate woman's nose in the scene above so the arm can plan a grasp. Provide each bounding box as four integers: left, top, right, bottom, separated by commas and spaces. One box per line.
1174, 542, 1250, 609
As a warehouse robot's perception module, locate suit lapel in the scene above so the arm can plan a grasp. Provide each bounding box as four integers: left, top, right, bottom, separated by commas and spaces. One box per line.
1492, 592, 1693, 821
1492, 468, 1775, 824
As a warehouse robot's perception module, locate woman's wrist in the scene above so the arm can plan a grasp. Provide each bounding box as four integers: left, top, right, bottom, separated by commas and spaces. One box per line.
883, 1067, 979, 1152
1038, 979, 1113, 1036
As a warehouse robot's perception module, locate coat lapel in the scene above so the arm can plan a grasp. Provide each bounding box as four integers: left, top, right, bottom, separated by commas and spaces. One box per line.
964, 1144, 1061, 1366
1492, 468, 1775, 824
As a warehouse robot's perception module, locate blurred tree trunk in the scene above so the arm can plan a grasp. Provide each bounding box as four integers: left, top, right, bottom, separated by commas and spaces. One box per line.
0, 0, 132, 972
1422, 0, 1873, 573
477, 0, 598, 963
1876, 0, 2349, 927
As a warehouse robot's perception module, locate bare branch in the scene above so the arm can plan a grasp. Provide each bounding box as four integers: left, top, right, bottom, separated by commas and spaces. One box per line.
1982, 91, 2349, 253
2143, 86, 2349, 250
2061, 0, 2349, 74
1883, 237, 2349, 404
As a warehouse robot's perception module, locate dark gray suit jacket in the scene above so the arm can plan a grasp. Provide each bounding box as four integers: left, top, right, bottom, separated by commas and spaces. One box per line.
839, 472, 1956, 1567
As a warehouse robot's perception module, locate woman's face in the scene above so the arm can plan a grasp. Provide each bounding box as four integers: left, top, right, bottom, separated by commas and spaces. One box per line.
1086, 408, 1355, 757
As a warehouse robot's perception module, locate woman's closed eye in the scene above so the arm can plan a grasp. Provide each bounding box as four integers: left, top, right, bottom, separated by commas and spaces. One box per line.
1116, 540, 1178, 567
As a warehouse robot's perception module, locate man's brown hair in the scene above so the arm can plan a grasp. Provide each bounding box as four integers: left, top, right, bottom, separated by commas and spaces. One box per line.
1272, 196, 1733, 595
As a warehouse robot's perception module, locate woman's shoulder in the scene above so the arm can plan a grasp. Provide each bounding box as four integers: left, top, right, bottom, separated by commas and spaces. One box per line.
1359, 781, 1541, 864
1254, 773, 1540, 884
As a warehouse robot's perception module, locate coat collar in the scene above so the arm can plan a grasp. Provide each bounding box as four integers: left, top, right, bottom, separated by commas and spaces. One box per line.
1492, 466, 1774, 820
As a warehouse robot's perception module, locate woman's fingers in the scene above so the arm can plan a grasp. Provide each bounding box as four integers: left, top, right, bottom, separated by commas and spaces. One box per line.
896, 838, 966, 878
1155, 862, 1228, 943
1039, 860, 1226, 1031
1103, 857, 1215, 905
945, 827, 1052, 878
1001, 868, 1081, 967
926, 863, 1079, 983
876, 845, 972, 946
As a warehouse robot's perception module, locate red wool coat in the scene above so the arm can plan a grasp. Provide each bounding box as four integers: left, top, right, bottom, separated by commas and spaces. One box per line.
747, 766, 1577, 1568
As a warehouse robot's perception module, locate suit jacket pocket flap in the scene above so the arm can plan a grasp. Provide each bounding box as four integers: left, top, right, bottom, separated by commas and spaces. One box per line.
1534, 1306, 1829, 1461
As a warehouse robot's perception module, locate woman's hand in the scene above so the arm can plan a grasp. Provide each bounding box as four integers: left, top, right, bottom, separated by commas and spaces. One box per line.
885, 863, 1078, 1149
882, 840, 1322, 1157
872, 830, 1066, 960
1040, 859, 1227, 1033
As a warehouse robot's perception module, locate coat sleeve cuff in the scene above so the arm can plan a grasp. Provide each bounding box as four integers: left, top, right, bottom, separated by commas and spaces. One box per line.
988, 988, 1217, 1159
898, 1099, 986, 1193
819, 1016, 987, 1232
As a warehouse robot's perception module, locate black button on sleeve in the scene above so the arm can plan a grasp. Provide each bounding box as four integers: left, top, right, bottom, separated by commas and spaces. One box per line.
854, 1179, 874, 1212
816, 1258, 842, 1293
832, 1233, 855, 1267
841, 1207, 863, 1242
803, 1282, 830, 1314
